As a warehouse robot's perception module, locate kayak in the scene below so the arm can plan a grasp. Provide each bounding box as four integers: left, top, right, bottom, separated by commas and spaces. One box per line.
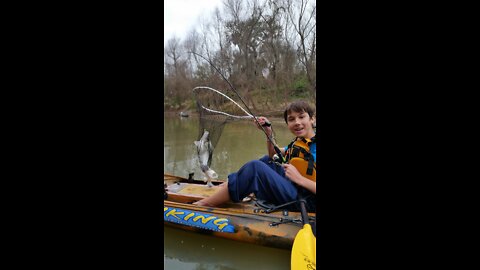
164, 173, 316, 250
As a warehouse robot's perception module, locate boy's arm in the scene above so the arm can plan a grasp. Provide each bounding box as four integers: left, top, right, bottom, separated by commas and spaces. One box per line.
295, 176, 316, 194
282, 164, 316, 194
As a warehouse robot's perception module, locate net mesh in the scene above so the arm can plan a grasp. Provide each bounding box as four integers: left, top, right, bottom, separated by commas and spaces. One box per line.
193, 86, 252, 167
190, 52, 258, 167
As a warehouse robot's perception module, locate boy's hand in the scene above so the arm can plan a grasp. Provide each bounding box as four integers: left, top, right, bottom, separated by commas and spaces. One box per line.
282, 163, 303, 185
254, 117, 272, 133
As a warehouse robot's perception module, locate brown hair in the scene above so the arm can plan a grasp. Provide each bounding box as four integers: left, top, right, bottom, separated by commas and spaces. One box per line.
283, 101, 316, 124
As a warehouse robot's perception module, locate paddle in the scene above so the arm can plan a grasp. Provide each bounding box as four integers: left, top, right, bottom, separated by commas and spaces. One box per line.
291, 195, 316, 270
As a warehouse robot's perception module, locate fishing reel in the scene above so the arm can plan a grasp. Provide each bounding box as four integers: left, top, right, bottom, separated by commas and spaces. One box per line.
261, 121, 271, 127
272, 153, 287, 166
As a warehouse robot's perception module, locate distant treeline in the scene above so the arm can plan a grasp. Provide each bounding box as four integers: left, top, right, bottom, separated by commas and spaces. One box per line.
164, 0, 316, 112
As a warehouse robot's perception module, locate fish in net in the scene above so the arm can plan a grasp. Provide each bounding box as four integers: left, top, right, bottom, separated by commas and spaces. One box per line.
193, 86, 254, 187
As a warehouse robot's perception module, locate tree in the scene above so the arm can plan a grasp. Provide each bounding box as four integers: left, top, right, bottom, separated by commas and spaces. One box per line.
163, 0, 316, 110
284, 0, 316, 98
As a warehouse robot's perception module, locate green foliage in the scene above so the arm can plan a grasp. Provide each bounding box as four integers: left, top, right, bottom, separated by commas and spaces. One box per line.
292, 76, 309, 96
292, 75, 308, 96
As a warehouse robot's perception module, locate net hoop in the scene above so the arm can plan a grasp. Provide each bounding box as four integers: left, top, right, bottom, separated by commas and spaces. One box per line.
193, 86, 253, 119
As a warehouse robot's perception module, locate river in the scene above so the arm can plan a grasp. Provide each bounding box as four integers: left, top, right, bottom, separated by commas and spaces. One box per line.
164, 114, 295, 270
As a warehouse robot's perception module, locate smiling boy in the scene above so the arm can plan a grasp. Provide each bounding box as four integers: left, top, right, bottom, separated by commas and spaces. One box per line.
195, 101, 316, 212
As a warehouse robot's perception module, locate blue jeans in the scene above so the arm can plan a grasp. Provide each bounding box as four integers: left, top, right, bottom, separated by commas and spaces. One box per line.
227, 155, 316, 212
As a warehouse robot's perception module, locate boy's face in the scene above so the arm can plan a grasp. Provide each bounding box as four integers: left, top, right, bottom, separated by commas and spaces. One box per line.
286, 110, 315, 138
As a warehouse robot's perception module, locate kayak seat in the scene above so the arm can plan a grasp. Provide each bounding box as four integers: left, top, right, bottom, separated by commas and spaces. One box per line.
254, 199, 298, 214
255, 198, 317, 237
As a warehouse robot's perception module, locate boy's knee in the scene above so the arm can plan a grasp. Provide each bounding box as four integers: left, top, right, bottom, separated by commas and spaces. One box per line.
259, 155, 272, 163
246, 159, 265, 168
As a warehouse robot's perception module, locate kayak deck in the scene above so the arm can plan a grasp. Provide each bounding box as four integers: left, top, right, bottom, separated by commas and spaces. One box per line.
164, 173, 315, 249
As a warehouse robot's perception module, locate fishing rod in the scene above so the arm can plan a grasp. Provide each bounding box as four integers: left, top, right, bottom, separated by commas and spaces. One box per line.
190, 51, 286, 163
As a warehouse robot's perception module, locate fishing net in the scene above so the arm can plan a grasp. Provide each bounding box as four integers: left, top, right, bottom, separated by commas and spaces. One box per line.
190, 53, 282, 181
192, 85, 284, 174
193, 86, 253, 168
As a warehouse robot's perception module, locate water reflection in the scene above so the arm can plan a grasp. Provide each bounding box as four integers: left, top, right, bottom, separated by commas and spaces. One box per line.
164, 226, 290, 270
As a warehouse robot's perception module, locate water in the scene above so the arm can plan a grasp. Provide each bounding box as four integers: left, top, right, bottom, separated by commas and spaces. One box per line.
164, 115, 294, 270
164, 115, 293, 180
164, 226, 291, 270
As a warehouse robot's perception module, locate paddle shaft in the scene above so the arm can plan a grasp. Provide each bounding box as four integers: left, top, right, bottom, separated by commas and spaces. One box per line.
294, 184, 311, 225
298, 198, 310, 226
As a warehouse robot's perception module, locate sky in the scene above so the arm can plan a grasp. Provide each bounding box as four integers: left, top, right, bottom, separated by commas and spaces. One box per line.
164, 0, 224, 46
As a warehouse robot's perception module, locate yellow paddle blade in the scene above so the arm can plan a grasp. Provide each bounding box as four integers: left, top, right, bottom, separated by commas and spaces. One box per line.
291, 224, 316, 270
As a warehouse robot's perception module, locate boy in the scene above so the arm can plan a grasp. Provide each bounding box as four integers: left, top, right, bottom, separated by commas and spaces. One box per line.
195, 101, 316, 212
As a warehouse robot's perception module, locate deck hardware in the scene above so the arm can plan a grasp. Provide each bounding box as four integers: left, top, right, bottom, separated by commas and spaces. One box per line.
269, 218, 302, 227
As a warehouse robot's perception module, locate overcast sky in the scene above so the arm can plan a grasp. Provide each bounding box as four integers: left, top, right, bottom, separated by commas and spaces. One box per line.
164, 0, 224, 46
